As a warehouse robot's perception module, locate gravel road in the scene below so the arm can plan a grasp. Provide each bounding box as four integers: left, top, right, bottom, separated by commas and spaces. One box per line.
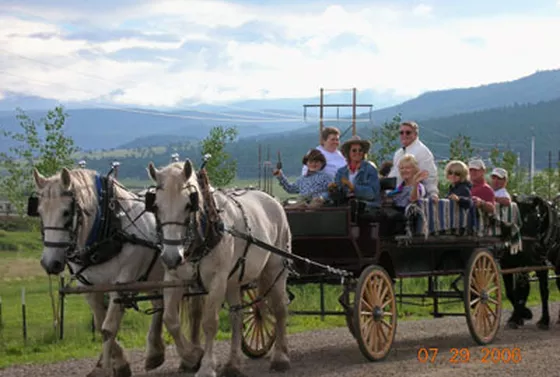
2, 304, 560, 377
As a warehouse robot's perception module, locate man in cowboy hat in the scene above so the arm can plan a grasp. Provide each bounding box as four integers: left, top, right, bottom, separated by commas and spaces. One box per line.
329, 135, 381, 210
388, 121, 439, 198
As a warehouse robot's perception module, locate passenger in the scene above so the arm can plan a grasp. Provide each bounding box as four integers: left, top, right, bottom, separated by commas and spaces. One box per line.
388, 121, 439, 199
328, 135, 381, 211
302, 127, 347, 178
273, 149, 332, 208
468, 159, 495, 213
490, 167, 512, 206
387, 154, 428, 209
444, 160, 473, 210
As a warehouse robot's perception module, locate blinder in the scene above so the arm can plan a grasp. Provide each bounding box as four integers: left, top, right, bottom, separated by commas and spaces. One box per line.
144, 190, 156, 213
27, 195, 39, 217
189, 192, 199, 212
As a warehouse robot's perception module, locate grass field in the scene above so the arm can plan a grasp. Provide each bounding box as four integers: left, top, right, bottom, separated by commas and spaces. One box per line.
1, 222, 560, 369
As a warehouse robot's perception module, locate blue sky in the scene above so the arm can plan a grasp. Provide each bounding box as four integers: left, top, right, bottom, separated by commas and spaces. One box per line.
0, 0, 559, 108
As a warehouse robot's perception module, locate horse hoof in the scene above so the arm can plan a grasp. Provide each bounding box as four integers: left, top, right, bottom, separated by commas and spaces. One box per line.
179, 359, 202, 373
145, 353, 165, 371
220, 365, 248, 377
270, 359, 291, 372
114, 363, 132, 377
507, 320, 519, 329
86, 367, 112, 377
537, 321, 550, 330
521, 307, 533, 320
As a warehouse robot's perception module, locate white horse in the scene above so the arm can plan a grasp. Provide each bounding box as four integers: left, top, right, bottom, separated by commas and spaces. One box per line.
147, 160, 292, 377
31, 167, 202, 377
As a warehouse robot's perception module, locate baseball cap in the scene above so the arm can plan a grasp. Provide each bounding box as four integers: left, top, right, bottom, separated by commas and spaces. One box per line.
468, 159, 486, 170
491, 167, 508, 179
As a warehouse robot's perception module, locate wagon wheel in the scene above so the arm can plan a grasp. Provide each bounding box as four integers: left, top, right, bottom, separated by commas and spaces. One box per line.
241, 287, 276, 359
464, 248, 502, 345
353, 265, 397, 361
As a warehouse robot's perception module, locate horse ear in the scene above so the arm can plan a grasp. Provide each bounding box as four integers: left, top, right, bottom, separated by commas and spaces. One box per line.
33, 168, 47, 190
184, 159, 193, 180
147, 162, 159, 182
61, 168, 72, 188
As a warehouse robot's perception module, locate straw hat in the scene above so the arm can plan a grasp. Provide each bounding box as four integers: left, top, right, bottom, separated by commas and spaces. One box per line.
340, 135, 371, 158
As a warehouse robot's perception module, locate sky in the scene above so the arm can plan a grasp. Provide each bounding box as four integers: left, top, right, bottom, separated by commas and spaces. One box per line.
0, 0, 559, 109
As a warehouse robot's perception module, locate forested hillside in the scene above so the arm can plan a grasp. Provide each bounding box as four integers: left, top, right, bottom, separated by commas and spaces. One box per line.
81, 97, 560, 180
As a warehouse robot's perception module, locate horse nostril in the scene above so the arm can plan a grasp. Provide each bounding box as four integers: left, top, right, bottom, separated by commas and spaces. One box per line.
51, 260, 64, 274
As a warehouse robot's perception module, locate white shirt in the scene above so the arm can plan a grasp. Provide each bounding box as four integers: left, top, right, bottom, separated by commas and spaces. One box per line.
302, 145, 347, 178
494, 187, 511, 199
388, 138, 439, 196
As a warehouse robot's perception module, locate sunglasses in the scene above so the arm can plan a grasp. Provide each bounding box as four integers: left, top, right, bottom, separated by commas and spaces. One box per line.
399, 130, 413, 135
447, 171, 461, 177
350, 148, 363, 153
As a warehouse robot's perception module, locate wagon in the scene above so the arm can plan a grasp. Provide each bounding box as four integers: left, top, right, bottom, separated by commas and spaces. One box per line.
239, 183, 530, 362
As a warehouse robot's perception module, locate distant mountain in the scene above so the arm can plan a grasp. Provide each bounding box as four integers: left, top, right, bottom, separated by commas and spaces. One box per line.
369, 69, 560, 123
0, 107, 307, 153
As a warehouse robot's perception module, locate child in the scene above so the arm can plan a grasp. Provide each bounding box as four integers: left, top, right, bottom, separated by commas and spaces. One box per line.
444, 160, 472, 209
273, 149, 332, 207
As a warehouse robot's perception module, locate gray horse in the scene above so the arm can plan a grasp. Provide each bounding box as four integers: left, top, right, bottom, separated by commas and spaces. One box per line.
32, 167, 202, 377
147, 160, 292, 377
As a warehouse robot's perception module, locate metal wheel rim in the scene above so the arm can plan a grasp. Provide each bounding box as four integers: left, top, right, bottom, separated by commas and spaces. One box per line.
241, 288, 276, 358
467, 251, 502, 343
356, 268, 396, 360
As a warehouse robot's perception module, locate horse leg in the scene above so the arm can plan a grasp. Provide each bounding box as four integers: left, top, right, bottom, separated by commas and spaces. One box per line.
556, 267, 560, 324
84, 292, 128, 377
86, 292, 130, 377
516, 272, 533, 320
536, 270, 551, 330
144, 295, 165, 371
261, 265, 290, 372
503, 274, 523, 328
220, 285, 246, 377
161, 286, 204, 373
196, 276, 228, 377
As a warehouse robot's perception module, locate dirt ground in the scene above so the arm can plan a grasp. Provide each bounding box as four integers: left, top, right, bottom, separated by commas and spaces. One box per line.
2, 304, 559, 377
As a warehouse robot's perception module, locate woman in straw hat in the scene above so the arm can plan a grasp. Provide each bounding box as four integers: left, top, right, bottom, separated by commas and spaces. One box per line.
327, 135, 381, 210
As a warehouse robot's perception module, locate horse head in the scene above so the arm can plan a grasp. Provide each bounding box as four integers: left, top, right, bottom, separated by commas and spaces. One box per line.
147, 159, 202, 270
31, 167, 100, 275
515, 194, 552, 241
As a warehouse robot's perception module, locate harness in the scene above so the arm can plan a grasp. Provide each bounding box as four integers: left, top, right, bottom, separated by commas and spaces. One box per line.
29, 174, 160, 286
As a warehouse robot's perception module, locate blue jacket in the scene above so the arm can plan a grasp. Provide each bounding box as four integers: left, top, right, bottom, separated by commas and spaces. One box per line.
333, 161, 381, 208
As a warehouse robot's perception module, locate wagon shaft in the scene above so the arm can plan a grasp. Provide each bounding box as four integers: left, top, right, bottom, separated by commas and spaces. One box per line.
59, 279, 199, 295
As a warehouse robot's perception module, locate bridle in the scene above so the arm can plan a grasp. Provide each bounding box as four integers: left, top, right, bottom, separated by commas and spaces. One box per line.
27, 190, 86, 256
145, 183, 202, 253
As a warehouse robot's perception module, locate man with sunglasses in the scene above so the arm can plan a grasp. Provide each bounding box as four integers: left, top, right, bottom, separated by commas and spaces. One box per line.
388, 121, 439, 198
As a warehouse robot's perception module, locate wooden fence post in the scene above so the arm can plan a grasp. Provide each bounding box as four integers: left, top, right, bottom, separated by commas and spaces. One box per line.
21, 287, 27, 343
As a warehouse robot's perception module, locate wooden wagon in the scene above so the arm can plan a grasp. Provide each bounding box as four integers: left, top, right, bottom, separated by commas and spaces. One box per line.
240, 189, 531, 362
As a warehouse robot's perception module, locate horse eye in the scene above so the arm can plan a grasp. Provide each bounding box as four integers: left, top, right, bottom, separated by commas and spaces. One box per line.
63, 210, 70, 217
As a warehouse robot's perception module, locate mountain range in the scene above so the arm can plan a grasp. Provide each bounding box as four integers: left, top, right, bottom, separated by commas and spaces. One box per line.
1, 68, 560, 177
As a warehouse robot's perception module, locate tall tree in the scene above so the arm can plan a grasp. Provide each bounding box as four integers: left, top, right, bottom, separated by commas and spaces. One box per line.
0, 106, 79, 216
200, 126, 238, 187
368, 113, 402, 166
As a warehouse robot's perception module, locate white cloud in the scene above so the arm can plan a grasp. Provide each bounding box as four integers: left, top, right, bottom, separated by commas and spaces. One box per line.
0, 1, 559, 108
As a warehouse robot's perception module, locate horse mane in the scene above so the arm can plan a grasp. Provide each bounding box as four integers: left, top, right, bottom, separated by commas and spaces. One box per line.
42, 168, 99, 212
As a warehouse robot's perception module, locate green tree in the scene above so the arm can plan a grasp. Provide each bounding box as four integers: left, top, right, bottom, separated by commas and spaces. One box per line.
200, 126, 238, 187
0, 106, 79, 216
368, 113, 402, 166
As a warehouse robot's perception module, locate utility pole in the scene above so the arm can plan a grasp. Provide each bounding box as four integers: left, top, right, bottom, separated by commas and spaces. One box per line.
530, 127, 535, 193
303, 88, 372, 142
